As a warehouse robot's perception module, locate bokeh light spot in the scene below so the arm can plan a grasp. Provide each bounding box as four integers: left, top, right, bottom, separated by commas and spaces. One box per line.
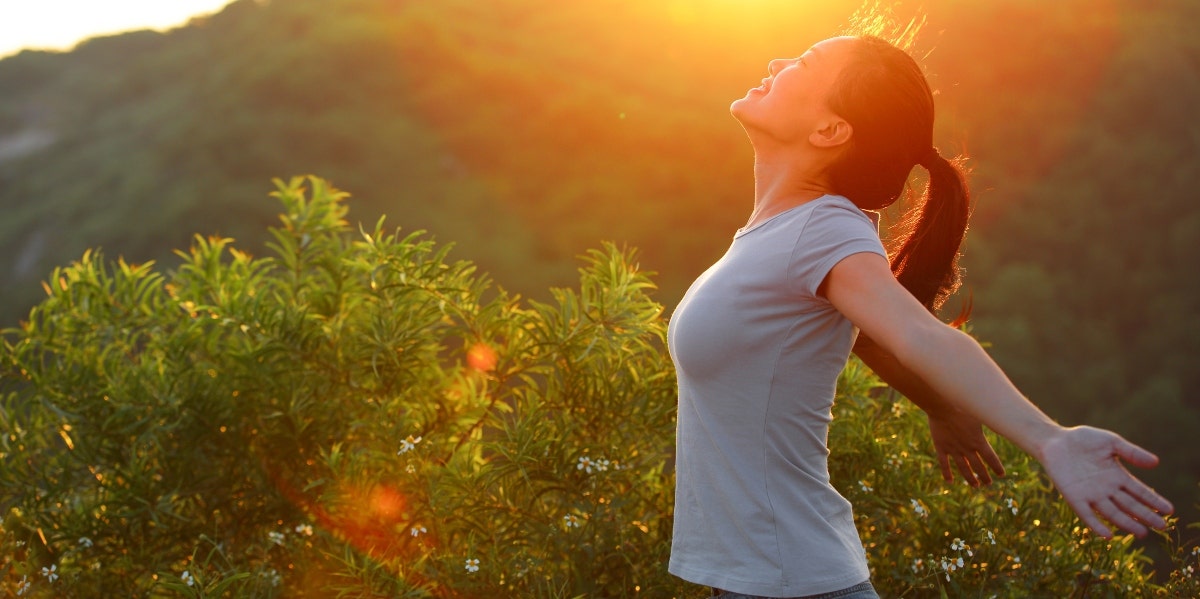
467, 342, 497, 372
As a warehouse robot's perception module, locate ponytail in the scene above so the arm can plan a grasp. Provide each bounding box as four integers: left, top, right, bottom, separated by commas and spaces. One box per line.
824, 36, 972, 319
890, 151, 970, 313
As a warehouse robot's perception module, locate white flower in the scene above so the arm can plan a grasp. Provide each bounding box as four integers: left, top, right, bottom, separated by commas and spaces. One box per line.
911, 558, 923, 573
78, 536, 93, 548
940, 557, 955, 581
41, 564, 58, 582
294, 524, 313, 536
563, 514, 581, 528
575, 455, 614, 473
16, 575, 30, 596
465, 558, 480, 573
405, 464, 416, 474
1005, 497, 1018, 515
858, 480, 873, 493
397, 434, 423, 455
984, 529, 997, 545
182, 571, 195, 587
261, 568, 282, 586
910, 498, 927, 517
939, 555, 965, 580
268, 531, 286, 546
411, 525, 427, 537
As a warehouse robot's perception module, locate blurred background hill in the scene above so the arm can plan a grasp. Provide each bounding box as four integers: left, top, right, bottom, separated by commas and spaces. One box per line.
1, 0, 1196, 520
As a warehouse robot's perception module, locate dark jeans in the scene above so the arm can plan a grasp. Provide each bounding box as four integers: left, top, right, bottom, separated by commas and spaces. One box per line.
710, 580, 880, 599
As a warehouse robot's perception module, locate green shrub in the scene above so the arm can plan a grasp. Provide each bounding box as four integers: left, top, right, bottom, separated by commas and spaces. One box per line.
1, 177, 1196, 597
831, 362, 1198, 598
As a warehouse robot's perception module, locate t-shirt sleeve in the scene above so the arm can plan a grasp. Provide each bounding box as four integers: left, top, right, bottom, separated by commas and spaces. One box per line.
789, 200, 888, 298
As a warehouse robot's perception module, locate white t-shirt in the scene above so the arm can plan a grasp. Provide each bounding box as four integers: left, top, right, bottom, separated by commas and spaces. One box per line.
667, 194, 886, 597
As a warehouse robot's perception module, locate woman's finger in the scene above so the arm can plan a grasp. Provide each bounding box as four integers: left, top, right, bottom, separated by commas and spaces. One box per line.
980, 444, 1006, 478
1112, 436, 1159, 470
1095, 496, 1149, 538
937, 451, 954, 483
1065, 495, 1113, 540
1113, 490, 1168, 531
965, 452, 992, 486
1123, 477, 1174, 515
954, 454, 978, 486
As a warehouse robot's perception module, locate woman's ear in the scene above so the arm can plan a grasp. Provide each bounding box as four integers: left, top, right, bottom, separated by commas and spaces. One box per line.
810, 118, 853, 148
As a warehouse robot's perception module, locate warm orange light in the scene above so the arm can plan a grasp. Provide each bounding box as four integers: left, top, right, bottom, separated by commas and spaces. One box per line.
321, 482, 414, 560
266, 464, 421, 561
467, 342, 497, 372
368, 485, 407, 522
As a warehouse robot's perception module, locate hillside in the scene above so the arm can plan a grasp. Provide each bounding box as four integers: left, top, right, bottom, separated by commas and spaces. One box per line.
0, 0, 1197, 513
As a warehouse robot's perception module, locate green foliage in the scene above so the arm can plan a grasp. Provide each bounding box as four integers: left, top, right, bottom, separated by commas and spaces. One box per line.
831, 361, 1199, 598
2, 177, 1198, 597
0, 177, 682, 597
1, 0, 1197, 520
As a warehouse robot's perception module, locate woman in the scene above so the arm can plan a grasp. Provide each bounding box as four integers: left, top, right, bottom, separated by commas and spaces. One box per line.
666, 34, 1173, 598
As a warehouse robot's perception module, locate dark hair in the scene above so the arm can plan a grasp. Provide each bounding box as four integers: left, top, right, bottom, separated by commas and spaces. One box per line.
825, 35, 970, 314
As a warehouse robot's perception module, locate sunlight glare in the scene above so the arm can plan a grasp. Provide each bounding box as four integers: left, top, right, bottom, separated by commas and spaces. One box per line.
0, 0, 234, 58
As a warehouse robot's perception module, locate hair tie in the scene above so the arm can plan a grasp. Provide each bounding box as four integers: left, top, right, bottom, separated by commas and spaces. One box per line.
918, 146, 941, 168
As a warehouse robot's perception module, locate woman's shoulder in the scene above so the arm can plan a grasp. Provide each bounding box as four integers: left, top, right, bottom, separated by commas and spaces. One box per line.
809, 194, 880, 230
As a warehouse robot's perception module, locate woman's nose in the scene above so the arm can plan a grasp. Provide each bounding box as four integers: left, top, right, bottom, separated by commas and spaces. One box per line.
767, 59, 785, 75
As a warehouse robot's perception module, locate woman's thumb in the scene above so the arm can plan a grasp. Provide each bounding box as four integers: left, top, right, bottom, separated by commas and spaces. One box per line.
1113, 435, 1159, 469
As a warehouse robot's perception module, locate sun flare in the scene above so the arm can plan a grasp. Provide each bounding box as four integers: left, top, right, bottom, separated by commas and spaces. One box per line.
0, 0, 233, 57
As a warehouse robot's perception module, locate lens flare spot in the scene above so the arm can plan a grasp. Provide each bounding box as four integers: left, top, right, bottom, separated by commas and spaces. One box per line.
369, 485, 406, 521
467, 342, 497, 372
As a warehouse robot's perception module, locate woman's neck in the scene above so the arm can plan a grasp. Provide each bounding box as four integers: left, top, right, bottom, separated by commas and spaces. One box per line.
746, 151, 832, 229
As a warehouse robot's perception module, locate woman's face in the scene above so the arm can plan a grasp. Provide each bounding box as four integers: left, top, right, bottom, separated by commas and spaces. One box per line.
731, 36, 856, 144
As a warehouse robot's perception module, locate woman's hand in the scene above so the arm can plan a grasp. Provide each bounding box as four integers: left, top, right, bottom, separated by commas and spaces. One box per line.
827, 254, 1173, 538
850, 335, 1005, 487
1038, 426, 1173, 539
927, 409, 1005, 487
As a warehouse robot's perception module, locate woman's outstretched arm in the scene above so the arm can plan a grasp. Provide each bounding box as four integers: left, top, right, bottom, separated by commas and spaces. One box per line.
825, 251, 1173, 538
853, 334, 1005, 487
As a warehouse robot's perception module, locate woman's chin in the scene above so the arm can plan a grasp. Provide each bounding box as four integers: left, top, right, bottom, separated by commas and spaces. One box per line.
730, 94, 754, 118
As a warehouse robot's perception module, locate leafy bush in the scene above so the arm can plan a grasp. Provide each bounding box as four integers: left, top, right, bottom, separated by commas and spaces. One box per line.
1, 177, 1196, 597
831, 362, 1199, 598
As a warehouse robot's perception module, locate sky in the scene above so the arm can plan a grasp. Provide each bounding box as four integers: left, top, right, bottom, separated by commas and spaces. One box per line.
0, 0, 235, 58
